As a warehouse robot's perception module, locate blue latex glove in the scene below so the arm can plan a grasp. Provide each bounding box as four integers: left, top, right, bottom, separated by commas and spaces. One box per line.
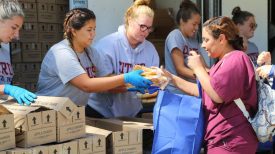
124, 70, 152, 88
147, 86, 160, 94
127, 87, 146, 94
4, 84, 37, 106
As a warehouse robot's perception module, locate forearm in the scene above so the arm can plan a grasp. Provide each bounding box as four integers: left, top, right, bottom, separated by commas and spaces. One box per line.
176, 67, 196, 80
171, 74, 199, 96
193, 67, 223, 103
70, 74, 125, 93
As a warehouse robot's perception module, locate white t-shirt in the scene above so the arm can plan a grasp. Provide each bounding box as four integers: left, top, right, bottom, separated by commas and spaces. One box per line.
0, 43, 13, 84
88, 25, 159, 117
36, 39, 100, 106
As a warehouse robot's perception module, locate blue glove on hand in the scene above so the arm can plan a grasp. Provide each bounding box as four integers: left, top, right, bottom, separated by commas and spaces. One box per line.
4, 84, 37, 106
127, 87, 146, 94
124, 70, 152, 88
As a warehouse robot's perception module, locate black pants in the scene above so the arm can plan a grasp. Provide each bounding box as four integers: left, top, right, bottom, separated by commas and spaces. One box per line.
85, 105, 105, 118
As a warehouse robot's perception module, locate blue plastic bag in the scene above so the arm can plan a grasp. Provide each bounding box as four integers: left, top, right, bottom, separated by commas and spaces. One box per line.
152, 90, 204, 154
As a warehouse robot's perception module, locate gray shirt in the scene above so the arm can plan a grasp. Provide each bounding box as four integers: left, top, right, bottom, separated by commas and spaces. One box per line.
36, 39, 99, 106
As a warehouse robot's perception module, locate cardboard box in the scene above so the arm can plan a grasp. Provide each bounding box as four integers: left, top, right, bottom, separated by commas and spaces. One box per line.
34, 96, 85, 142
18, 0, 35, 2
62, 140, 78, 154
36, 0, 55, 3
38, 23, 58, 42
86, 118, 142, 154
82, 126, 107, 154
1, 103, 56, 148
19, 23, 39, 42
10, 42, 22, 63
6, 148, 32, 154
31, 146, 49, 154
55, 0, 69, 5
19, 2, 37, 22
55, 4, 69, 24
37, 3, 57, 23
0, 104, 15, 151
48, 144, 63, 154
22, 51, 42, 62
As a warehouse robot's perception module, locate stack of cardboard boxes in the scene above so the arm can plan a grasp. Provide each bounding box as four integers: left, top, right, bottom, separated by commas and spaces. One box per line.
11, 0, 69, 92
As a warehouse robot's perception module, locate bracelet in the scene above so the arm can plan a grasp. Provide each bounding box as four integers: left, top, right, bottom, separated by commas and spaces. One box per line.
268, 65, 275, 78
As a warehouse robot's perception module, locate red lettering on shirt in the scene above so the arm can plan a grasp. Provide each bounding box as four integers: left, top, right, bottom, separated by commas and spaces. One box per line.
86, 66, 96, 78
0, 62, 13, 76
119, 61, 145, 74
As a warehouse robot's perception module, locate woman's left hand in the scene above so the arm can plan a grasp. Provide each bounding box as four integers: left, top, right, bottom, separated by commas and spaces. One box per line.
187, 51, 204, 71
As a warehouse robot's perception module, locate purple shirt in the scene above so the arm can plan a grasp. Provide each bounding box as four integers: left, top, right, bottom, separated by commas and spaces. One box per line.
203, 51, 258, 151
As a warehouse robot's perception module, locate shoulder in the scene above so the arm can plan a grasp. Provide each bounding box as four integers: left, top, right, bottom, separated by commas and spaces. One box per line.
247, 41, 259, 53
94, 32, 119, 49
224, 51, 252, 68
167, 29, 182, 38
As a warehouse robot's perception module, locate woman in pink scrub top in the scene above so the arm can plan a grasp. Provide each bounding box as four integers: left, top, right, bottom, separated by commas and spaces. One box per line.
163, 16, 258, 154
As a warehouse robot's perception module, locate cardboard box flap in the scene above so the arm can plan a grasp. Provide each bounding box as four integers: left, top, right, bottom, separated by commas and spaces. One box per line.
2, 104, 40, 115
0, 104, 12, 114
85, 125, 112, 137
34, 96, 77, 118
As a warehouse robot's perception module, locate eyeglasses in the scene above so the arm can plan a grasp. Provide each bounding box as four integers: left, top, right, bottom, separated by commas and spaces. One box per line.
135, 20, 153, 33
250, 23, 257, 30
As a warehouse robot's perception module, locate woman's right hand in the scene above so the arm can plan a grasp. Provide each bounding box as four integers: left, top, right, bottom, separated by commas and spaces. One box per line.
124, 70, 152, 88
257, 51, 271, 66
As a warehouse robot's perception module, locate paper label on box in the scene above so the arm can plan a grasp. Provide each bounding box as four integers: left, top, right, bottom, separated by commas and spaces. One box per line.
112, 144, 142, 154
57, 122, 85, 142
16, 127, 56, 147
0, 131, 15, 151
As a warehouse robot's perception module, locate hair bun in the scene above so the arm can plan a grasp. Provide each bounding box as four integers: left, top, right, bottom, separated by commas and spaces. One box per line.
179, 0, 194, 9
134, 0, 150, 6
232, 6, 241, 16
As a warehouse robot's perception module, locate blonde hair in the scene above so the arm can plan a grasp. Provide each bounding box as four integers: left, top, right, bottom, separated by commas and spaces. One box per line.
0, 0, 24, 20
124, 0, 154, 28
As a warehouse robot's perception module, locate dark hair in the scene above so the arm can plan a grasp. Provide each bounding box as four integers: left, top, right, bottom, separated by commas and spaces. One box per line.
231, 6, 254, 25
63, 8, 96, 48
203, 16, 244, 50
176, 0, 200, 25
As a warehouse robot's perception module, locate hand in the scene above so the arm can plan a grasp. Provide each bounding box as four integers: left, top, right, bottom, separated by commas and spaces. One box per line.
4, 84, 37, 105
124, 70, 152, 88
257, 51, 271, 66
256, 65, 273, 79
187, 51, 204, 71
